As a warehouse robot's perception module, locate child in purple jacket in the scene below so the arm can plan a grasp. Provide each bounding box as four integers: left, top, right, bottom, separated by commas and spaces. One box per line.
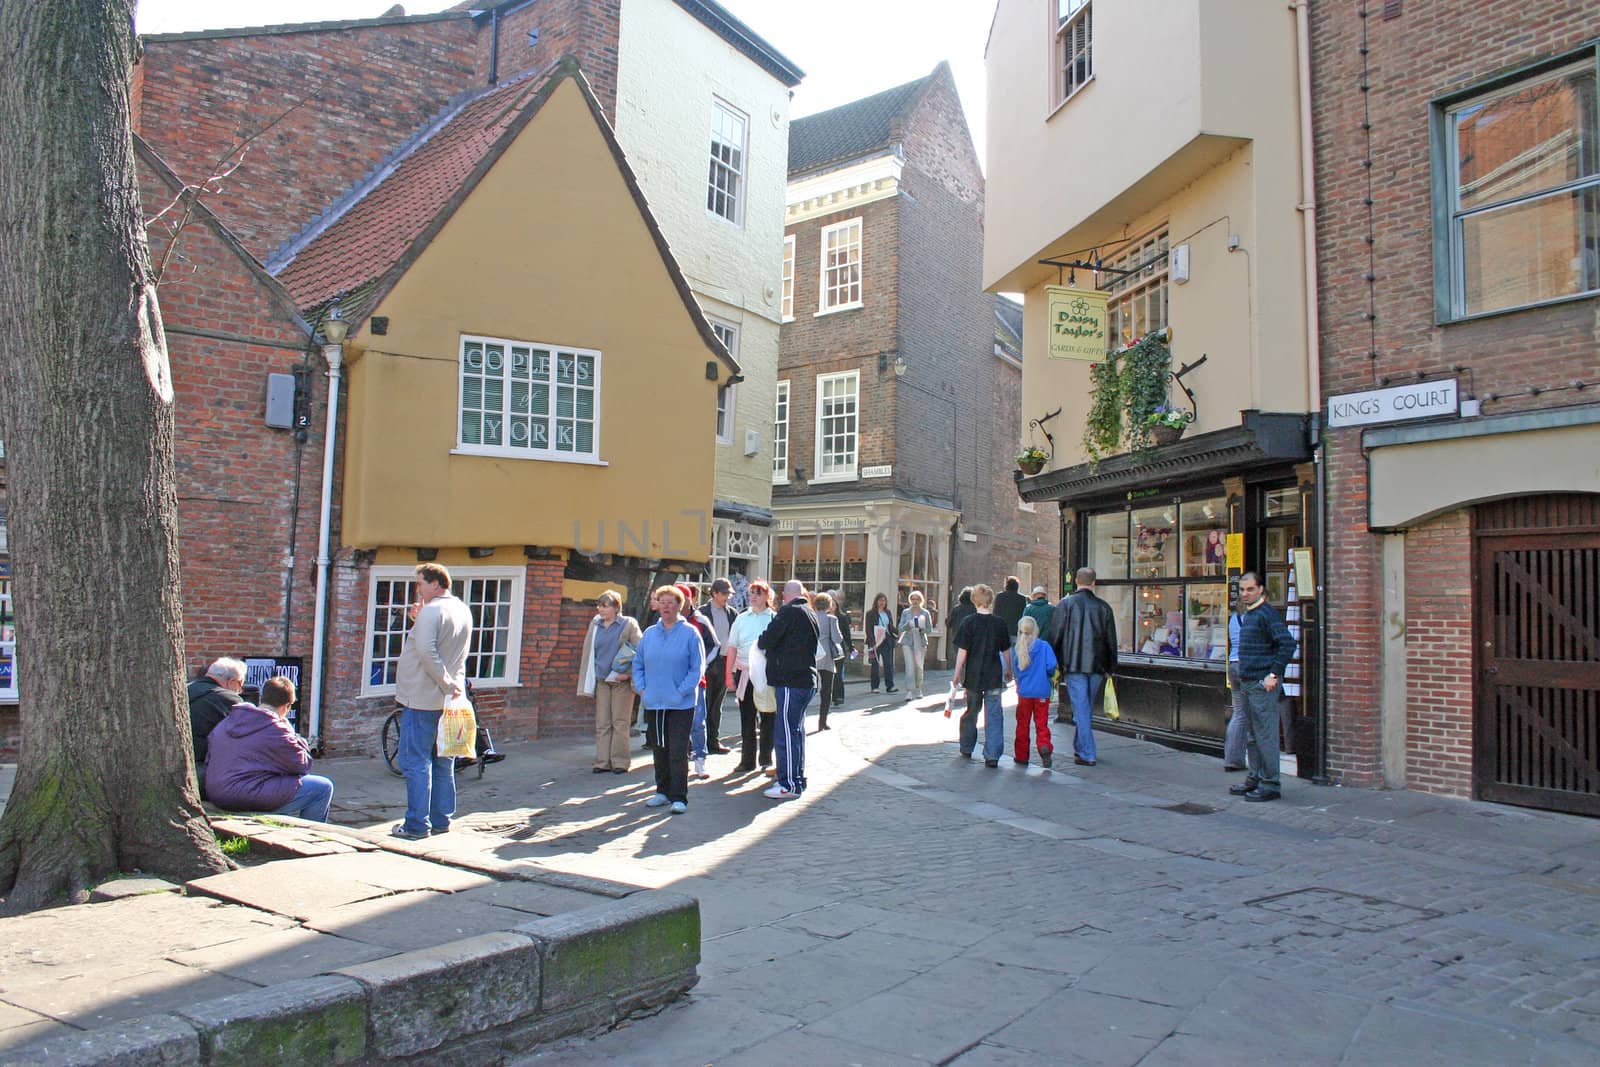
204, 676, 334, 822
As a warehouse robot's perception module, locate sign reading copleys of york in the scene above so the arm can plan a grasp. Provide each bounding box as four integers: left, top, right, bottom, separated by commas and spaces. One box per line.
1045, 286, 1109, 361
1326, 379, 1458, 428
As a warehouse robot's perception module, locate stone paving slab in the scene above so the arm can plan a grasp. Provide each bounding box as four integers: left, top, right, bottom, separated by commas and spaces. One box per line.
165, 926, 392, 986
185, 862, 395, 921
302, 891, 533, 952
0, 961, 257, 1029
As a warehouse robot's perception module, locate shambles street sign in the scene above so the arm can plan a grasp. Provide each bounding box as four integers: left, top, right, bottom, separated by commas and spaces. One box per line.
1326, 379, 1457, 428
1046, 286, 1109, 361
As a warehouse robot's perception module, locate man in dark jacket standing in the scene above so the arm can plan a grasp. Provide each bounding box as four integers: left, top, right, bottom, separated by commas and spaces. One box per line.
1050, 568, 1119, 766
698, 578, 738, 754
831, 590, 855, 704
188, 657, 246, 792
1229, 571, 1298, 802
757, 580, 820, 800
994, 576, 1028, 637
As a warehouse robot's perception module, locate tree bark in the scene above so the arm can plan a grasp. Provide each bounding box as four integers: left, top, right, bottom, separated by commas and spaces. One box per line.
0, 1, 227, 912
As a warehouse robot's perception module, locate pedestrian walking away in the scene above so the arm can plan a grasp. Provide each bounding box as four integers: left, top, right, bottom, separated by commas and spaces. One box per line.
393, 562, 473, 839
867, 591, 898, 692
950, 584, 1011, 767
1009, 616, 1058, 767
757, 580, 820, 798
698, 577, 738, 754
898, 590, 933, 698
633, 585, 705, 814
1050, 567, 1118, 767
1229, 571, 1298, 802
812, 591, 845, 730
578, 589, 642, 775
1023, 584, 1054, 636
725, 581, 777, 773
994, 575, 1028, 638
830, 591, 856, 704
945, 587, 975, 669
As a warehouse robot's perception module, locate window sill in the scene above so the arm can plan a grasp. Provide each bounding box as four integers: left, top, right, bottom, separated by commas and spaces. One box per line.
809, 471, 858, 485
772, 476, 790, 485
781, 315, 795, 324
1045, 75, 1095, 122
706, 209, 745, 229
716, 435, 734, 446
452, 447, 608, 466
1437, 288, 1598, 327
814, 302, 864, 318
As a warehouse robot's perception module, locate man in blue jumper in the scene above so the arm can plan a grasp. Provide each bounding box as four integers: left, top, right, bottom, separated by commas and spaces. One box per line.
1229, 571, 1299, 802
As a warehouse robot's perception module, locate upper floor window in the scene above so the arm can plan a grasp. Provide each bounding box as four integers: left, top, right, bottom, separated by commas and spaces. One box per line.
1438, 57, 1600, 320
819, 218, 863, 313
708, 99, 748, 225
362, 566, 525, 696
709, 318, 739, 442
773, 379, 790, 482
458, 335, 600, 462
1053, 0, 1093, 108
1104, 229, 1169, 348
815, 370, 859, 480
781, 235, 796, 321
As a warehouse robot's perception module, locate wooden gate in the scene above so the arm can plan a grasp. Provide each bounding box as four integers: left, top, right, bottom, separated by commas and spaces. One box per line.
1475, 495, 1600, 815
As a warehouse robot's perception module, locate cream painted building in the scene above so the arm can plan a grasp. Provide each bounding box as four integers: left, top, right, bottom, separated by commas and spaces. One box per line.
614, 0, 803, 597
985, 0, 1321, 757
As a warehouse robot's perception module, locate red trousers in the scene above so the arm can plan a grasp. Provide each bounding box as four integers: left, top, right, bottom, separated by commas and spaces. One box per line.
1015, 696, 1052, 762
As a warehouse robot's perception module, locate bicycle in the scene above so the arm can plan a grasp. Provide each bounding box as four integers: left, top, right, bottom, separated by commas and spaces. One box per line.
382, 692, 504, 779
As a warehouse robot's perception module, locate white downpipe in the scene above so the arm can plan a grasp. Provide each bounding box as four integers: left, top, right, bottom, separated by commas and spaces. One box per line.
1292, 0, 1322, 412
308, 342, 344, 748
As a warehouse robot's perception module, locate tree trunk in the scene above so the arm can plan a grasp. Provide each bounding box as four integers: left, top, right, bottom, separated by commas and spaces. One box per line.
0, 1, 227, 912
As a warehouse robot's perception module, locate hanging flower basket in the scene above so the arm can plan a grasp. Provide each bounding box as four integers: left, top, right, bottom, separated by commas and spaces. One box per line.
1145, 404, 1193, 448
1150, 423, 1186, 447
1015, 445, 1048, 477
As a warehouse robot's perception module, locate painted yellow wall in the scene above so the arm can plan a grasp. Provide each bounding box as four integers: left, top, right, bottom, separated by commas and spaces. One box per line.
340, 76, 719, 557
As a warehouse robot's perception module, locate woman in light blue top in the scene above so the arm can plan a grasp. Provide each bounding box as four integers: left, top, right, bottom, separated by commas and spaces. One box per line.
868, 592, 898, 693
723, 581, 776, 773
632, 585, 704, 813
1223, 610, 1248, 772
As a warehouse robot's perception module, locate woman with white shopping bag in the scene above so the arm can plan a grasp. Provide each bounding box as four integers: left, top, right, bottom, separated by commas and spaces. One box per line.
723, 580, 776, 774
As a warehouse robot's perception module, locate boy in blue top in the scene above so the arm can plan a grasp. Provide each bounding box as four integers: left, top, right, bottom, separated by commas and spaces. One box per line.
633, 585, 705, 814
1009, 616, 1059, 767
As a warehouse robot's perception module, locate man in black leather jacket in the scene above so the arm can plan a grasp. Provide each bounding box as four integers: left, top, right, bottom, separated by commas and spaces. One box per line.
1049, 569, 1119, 766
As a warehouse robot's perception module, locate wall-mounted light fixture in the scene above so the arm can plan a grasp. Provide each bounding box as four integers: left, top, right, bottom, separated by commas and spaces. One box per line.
319, 301, 349, 345
893, 356, 908, 378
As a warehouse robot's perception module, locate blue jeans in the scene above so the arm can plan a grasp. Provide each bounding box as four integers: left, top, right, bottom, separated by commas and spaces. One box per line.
870, 645, 895, 690
690, 685, 708, 761
774, 686, 814, 793
1064, 673, 1104, 762
1224, 662, 1249, 768
399, 707, 456, 834
961, 687, 1005, 761
273, 774, 334, 823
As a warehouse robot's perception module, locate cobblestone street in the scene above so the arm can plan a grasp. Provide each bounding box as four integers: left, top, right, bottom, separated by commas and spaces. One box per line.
317, 670, 1600, 1065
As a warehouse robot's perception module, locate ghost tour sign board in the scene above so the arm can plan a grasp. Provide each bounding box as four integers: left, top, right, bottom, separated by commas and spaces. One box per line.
1046, 286, 1109, 361
1326, 379, 1458, 428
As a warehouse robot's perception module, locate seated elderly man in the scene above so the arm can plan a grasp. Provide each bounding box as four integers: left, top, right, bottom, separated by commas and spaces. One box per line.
187, 657, 245, 794
204, 676, 334, 822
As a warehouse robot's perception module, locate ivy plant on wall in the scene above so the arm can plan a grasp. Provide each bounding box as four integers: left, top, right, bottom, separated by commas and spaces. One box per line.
1081, 329, 1173, 463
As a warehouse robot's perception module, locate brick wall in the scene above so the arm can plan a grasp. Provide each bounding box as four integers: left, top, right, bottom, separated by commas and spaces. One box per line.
1404, 509, 1474, 795
1310, 2, 1600, 785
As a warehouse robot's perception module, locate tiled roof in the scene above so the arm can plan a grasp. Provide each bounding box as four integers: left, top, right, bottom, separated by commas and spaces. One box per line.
274, 66, 550, 317
787, 67, 939, 176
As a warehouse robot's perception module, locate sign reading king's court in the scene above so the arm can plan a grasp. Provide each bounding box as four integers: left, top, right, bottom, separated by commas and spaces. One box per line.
1045, 286, 1110, 361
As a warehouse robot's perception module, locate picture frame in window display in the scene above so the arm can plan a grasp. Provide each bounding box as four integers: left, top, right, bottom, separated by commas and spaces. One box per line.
1186, 584, 1229, 660
1130, 506, 1176, 579
1266, 572, 1287, 606
1133, 583, 1184, 656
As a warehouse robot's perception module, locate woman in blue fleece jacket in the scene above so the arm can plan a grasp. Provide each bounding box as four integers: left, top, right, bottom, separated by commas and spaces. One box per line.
633, 585, 705, 814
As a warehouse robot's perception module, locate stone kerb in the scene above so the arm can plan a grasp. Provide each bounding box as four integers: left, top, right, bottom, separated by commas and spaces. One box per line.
2, 889, 700, 1066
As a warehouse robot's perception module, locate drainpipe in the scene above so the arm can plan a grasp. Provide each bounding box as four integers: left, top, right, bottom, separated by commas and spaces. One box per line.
1292, 0, 1331, 783
307, 339, 344, 752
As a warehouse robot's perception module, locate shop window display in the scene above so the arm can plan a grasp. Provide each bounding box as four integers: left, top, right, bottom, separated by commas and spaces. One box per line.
1091, 494, 1228, 661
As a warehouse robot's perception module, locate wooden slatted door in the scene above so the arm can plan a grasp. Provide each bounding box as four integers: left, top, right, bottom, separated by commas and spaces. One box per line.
1475, 496, 1600, 815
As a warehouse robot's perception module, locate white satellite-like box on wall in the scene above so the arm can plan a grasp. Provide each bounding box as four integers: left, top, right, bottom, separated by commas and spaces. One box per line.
1171, 244, 1191, 284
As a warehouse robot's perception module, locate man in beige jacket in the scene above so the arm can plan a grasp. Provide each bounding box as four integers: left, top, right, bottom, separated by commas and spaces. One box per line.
393, 562, 473, 840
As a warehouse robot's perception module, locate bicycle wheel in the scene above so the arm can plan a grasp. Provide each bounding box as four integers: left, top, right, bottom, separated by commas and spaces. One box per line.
382, 710, 404, 776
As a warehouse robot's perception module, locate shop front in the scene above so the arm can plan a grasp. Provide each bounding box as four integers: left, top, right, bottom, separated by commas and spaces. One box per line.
1019, 412, 1320, 766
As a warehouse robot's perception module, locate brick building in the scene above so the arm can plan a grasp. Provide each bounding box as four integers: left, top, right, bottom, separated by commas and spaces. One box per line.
769, 63, 1056, 663
0, 2, 803, 757
1310, 2, 1600, 813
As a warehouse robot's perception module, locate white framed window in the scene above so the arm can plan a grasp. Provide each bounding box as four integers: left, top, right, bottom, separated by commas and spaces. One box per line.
0, 558, 15, 703
458, 335, 601, 462
817, 218, 863, 313
814, 370, 859, 480
362, 566, 525, 696
707, 99, 748, 225
1053, 0, 1093, 109
708, 318, 739, 443
687, 524, 767, 611
1103, 228, 1170, 348
1438, 57, 1600, 320
781, 234, 796, 321
773, 379, 790, 482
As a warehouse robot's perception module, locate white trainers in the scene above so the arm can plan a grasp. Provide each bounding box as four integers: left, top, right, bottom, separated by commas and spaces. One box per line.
763, 783, 797, 799
693, 758, 707, 779
644, 793, 669, 807
669, 801, 687, 814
